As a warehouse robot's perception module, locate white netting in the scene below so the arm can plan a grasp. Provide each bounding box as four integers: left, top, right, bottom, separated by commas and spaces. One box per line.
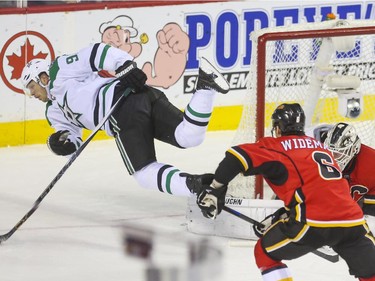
229, 19, 375, 199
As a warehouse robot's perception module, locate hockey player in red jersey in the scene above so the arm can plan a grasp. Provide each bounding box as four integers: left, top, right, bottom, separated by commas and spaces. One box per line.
323, 122, 375, 233
195, 103, 375, 281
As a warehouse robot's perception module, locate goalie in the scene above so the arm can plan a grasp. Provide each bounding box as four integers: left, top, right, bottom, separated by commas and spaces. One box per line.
318, 122, 375, 234
194, 103, 375, 281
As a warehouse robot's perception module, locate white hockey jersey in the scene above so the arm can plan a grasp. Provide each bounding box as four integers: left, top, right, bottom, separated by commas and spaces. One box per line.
46, 43, 133, 147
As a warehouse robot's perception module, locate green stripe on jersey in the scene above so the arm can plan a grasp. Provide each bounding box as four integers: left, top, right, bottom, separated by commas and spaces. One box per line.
99, 45, 111, 69
101, 83, 112, 118
48, 58, 60, 90
45, 101, 53, 126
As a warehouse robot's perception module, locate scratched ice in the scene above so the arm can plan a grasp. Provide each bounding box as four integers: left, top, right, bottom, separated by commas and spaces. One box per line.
0, 131, 355, 281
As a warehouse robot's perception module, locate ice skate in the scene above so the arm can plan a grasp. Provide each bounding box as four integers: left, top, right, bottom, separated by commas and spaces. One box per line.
313, 246, 340, 263
196, 57, 230, 94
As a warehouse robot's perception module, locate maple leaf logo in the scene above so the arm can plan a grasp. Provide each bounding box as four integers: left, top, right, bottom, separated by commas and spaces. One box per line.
7, 38, 48, 80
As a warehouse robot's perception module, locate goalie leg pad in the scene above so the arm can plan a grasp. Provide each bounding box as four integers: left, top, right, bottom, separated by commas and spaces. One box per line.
187, 198, 284, 240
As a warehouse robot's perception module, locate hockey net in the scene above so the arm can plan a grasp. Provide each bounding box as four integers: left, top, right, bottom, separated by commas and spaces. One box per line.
229, 19, 375, 200
187, 19, 375, 241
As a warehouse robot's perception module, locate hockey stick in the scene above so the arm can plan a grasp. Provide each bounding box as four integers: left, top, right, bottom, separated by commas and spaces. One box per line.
222, 206, 265, 228
0, 87, 132, 244
223, 206, 340, 263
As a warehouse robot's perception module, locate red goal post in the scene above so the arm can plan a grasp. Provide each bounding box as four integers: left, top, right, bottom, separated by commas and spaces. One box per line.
230, 19, 375, 200
187, 20, 375, 241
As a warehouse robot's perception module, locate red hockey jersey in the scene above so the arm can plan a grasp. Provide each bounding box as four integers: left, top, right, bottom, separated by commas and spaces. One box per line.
345, 144, 375, 216
217, 135, 365, 228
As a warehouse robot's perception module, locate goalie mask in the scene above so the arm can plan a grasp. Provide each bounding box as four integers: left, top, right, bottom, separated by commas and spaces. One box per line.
271, 103, 305, 137
21, 59, 50, 96
324, 122, 361, 171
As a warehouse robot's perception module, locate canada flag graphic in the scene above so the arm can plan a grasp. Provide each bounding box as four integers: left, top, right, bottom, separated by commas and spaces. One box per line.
0, 31, 55, 94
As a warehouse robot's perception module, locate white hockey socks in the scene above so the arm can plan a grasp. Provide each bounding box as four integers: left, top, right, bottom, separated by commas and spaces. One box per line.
133, 162, 193, 196
261, 266, 293, 281
175, 89, 215, 148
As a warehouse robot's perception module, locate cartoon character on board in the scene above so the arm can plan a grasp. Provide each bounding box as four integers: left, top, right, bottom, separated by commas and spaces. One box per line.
99, 15, 189, 89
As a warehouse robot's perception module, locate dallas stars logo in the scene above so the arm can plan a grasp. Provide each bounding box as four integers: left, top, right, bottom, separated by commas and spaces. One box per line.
58, 93, 85, 128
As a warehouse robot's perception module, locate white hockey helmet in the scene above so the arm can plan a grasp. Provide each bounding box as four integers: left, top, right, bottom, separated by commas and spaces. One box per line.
324, 122, 361, 171
21, 59, 50, 95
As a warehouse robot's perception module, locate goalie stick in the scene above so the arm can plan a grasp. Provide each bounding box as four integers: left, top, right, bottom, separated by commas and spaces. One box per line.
0, 83, 133, 244
223, 206, 340, 263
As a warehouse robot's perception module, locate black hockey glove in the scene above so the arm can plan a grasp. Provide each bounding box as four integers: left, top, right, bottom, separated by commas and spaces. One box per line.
115, 61, 147, 93
47, 130, 77, 156
181, 173, 214, 195
253, 207, 289, 238
196, 182, 228, 219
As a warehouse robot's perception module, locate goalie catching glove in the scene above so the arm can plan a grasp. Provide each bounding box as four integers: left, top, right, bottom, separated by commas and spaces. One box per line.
196, 180, 228, 219
115, 61, 147, 93
47, 130, 77, 156
253, 207, 289, 238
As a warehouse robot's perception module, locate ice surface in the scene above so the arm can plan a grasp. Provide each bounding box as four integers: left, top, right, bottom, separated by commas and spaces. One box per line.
0, 131, 356, 281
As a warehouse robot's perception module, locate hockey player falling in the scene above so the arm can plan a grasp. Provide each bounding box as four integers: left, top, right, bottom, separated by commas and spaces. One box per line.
195, 103, 375, 281
20, 42, 229, 197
